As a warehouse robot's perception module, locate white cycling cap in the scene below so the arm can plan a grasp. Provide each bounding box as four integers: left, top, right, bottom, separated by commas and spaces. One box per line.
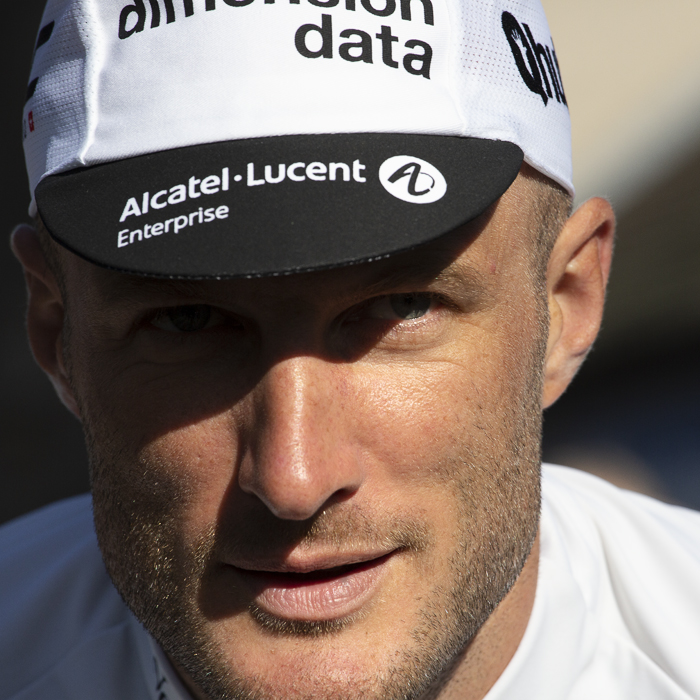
24, 0, 571, 277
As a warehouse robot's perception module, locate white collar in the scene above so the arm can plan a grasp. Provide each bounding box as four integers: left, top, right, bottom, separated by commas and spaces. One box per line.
131, 614, 197, 700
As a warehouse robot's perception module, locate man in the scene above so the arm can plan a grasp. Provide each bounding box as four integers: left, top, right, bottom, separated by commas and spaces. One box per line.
2, 0, 700, 698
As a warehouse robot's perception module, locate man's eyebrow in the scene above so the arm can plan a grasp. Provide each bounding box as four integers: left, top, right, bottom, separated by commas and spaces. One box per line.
93, 251, 488, 307
357, 257, 488, 301
97, 274, 205, 305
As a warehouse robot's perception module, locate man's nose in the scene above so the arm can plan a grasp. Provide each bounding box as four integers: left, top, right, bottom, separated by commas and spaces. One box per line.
237, 356, 365, 520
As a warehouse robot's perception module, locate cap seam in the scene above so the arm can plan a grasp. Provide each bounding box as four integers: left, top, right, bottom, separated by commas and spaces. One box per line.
76, 0, 102, 168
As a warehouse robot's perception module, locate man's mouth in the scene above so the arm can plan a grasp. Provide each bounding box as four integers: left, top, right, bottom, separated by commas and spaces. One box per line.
230, 552, 396, 622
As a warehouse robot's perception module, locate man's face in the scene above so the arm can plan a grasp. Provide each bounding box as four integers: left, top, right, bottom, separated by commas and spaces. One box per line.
59, 177, 546, 700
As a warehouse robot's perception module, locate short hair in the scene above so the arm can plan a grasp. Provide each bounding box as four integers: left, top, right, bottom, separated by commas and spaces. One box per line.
520, 164, 573, 281
35, 216, 67, 297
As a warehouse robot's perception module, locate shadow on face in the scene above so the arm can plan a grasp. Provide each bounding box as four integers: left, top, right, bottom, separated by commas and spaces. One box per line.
60, 202, 493, 437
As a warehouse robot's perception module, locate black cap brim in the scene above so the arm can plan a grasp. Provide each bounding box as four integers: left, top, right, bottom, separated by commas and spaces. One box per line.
35, 133, 523, 279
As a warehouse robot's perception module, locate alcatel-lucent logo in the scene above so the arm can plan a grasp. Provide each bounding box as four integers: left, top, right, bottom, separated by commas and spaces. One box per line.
379, 155, 446, 204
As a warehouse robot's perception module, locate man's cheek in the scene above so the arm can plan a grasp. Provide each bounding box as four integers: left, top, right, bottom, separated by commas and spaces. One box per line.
75, 340, 243, 432
136, 416, 240, 521
354, 361, 492, 473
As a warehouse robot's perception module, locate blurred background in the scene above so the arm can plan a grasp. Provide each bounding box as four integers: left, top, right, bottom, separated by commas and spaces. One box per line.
1, 1, 698, 524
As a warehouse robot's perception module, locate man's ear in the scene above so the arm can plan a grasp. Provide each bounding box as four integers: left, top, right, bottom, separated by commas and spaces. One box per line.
10, 224, 81, 418
542, 197, 615, 408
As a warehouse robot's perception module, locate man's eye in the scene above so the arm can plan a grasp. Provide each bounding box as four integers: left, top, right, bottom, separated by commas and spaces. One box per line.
150, 305, 216, 332
367, 293, 436, 321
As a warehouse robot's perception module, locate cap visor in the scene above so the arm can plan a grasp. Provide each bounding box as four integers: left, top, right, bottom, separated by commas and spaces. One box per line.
36, 133, 523, 278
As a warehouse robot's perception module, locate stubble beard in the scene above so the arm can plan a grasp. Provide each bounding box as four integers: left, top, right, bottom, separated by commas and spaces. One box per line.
88, 395, 541, 700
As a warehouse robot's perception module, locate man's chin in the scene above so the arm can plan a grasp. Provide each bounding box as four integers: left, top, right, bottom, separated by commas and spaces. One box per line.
172, 617, 429, 700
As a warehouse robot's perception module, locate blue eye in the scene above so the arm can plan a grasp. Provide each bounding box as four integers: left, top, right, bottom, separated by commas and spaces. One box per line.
388, 293, 432, 320
151, 305, 213, 332
363, 293, 436, 322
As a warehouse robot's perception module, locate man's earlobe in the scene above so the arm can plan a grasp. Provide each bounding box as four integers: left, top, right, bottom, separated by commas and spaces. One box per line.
10, 224, 81, 419
542, 197, 615, 408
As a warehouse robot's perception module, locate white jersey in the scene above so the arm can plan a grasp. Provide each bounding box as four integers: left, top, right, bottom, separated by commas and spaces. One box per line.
2, 465, 700, 700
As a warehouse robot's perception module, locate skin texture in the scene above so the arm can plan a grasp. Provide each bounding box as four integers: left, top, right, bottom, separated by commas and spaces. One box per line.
12, 171, 614, 700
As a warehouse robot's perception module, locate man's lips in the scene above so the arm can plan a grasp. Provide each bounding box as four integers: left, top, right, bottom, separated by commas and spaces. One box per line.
229, 552, 396, 622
